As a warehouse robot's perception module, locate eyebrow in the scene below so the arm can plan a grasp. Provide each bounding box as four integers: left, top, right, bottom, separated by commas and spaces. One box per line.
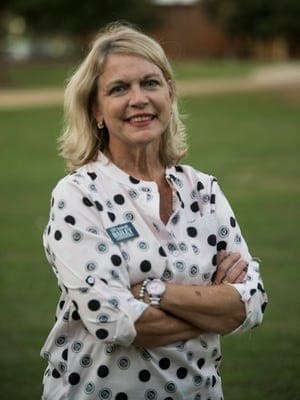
105, 73, 162, 90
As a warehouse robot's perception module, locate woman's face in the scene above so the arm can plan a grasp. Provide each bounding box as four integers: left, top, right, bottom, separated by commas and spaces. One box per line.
94, 53, 173, 153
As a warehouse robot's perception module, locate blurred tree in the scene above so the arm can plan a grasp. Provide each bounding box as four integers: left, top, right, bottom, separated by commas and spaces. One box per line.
0, 0, 12, 84
202, 0, 300, 56
0, 0, 158, 85
2, 0, 157, 39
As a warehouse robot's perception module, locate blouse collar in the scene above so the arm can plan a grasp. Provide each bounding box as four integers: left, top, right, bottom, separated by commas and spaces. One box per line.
94, 151, 177, 192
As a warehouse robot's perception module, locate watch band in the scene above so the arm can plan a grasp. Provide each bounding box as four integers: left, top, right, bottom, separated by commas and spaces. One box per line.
138, 278, 151, 302
145, 278, 166, 307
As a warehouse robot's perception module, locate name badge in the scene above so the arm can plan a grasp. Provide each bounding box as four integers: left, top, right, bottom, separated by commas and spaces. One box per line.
106, 222, 139, 243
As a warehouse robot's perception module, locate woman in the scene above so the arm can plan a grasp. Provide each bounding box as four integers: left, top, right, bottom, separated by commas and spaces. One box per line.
41, 23, 268, 400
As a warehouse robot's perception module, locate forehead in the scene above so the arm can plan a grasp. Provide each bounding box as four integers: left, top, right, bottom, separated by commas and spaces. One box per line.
99, 53, 164, 84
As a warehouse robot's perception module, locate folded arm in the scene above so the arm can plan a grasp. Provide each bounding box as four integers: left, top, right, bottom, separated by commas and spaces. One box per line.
132, 251, 248, 340
160, 282, 245, 335
133, 306, 203, 348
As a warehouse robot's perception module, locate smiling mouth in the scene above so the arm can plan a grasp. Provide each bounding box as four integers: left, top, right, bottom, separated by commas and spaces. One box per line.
126, 114, 155, 123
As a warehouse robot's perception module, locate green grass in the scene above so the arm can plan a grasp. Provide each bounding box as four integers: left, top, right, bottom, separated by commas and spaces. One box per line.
2, 59, 286, 88
173, 59, 273, 80
3, 60, 78, 88
183, 93, 300, 399
0, 90, 299, 399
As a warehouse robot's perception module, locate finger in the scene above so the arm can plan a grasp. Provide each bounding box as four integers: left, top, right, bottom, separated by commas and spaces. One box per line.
225, 260, 248, 283
216, 249, 227, 266
213, 252, 241, 285
233, 270, 247, 284
213, 250, 228, 283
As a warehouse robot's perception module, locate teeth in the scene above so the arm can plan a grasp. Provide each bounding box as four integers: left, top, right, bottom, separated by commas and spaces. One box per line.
130, 115, 152, 122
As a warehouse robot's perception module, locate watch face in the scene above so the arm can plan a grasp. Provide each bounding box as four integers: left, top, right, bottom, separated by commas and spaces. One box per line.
147, 279, 165, 296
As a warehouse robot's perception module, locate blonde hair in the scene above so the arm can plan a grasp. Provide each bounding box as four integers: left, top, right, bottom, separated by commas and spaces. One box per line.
59, 22, 187, 171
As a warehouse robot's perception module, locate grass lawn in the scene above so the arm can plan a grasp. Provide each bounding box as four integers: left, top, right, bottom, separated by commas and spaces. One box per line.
2, 59, 286, 88
173, 59, 276, 80
3, 60, 78, 89
0, 90, 299, 399
183, 93, 300, 399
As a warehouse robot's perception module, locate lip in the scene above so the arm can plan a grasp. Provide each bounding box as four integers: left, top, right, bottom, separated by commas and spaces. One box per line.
125, 113, 156, 123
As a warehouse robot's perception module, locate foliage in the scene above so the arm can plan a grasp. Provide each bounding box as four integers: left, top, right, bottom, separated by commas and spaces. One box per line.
1, 0, 157, 37
202, 0, 300, 51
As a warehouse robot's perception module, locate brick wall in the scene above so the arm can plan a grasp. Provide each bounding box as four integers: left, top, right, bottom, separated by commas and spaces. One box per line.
150, 4, 232, 59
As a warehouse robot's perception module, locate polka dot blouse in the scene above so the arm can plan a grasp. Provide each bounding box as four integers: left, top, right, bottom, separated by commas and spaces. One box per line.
41, 152, 267, 400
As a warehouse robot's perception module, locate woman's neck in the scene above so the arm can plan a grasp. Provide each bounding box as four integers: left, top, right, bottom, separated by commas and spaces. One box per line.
104, 145, 165, 183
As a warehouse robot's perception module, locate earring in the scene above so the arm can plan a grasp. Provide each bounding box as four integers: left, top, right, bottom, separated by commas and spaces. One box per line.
97, 120, 104, 129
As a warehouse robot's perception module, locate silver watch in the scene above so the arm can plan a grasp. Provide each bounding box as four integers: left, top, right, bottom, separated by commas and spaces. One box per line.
146, 279, 166, 306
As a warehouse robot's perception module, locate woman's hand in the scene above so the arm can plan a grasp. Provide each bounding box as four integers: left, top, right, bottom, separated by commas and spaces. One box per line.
131, 282, 148, 303
213, 250, 248, 285
131, 282, 141, 300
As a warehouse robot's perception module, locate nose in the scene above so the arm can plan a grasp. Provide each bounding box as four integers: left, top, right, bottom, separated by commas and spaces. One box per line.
129, 85, 149, 108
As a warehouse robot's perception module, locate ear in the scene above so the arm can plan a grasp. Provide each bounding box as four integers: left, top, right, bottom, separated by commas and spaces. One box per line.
92, 103, 103, 124
93, 103, 105, 129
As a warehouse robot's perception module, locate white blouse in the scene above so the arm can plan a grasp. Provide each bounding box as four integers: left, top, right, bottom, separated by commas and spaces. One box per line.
41, 152, 267, 400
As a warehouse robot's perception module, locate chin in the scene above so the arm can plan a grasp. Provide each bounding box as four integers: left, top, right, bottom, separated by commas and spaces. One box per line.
129, 130, 163, 144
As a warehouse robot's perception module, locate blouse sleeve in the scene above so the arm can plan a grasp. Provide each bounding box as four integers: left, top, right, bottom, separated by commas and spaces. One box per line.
211, 178, 268, 335
43, 177, 148, 347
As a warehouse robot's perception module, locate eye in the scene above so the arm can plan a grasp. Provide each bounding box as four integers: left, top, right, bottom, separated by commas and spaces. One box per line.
143, 79, 160, 89
109, 84, 128, 95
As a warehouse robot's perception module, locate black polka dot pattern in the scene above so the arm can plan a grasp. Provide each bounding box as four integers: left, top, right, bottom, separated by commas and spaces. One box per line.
190, 202, 199, 212
97, 365, 109, 378
139, 369, 151, 382
197, 358, 205, 369
41, 158, 267, 399
68, 372, 80, 385
176, 367, 188, 379
111, 254, 122, 266
175, 165, 184, 173
52, 368, 61, 378
72, 300, 79, 310
140, 260, 151, 273
87, 172, 97, 180
64, 215, 76, 225
72, 310, 80, 320
108, 212, 116, 222
217, 241, 227, 251
116, 393, 128, 400
96, 329, 109, 340
82, 197, 93, 207
54, 230, 62, 240
159, 246, 167, 257
62, 349, 68, 361
95, 201, 103, 211
230, 216, 236, 227
197, 181, 204, 191
88, 299, 101, 311
129, 176, 140, 184
187, 227, 197, 237
159, 358, 170, 370
114, 194, 125, 205
207, 234, 217, 246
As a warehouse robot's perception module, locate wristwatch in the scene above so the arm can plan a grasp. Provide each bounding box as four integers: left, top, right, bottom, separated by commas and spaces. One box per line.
146, 279, 166, 306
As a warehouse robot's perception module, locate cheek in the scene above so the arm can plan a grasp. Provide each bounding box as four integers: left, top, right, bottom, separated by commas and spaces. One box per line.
103, 100, 126, 121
